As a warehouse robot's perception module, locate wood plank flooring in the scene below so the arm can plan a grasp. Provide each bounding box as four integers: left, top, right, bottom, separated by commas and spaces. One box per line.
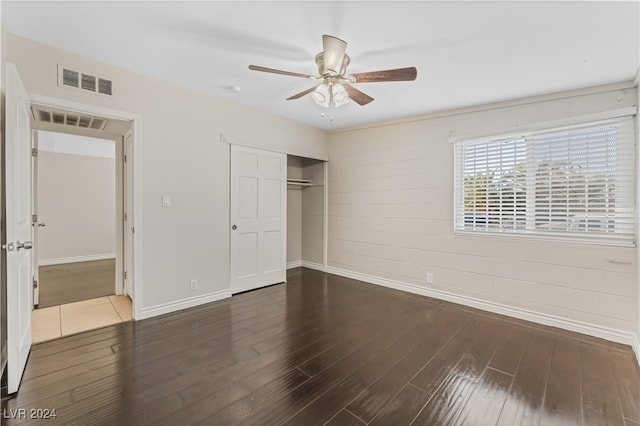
2, 267, 638, 425
38, 260, 116, 308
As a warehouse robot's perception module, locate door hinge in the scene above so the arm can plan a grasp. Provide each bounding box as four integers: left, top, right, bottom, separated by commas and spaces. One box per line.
31, 148, 38, 156
124, 212, 127, 222
124, 271, 128, 280
124, 154, 127, 163
132, 227, 135, 234
33, 279, 38, 289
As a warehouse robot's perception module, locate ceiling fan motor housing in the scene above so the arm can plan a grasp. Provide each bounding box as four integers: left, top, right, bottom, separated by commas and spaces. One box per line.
315, 52, 351, 77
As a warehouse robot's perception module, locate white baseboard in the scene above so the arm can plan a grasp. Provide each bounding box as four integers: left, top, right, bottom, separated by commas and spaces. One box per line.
324, 265, 638, 352
287, 260, 302, 270
301, 261, 326, 272
139, 289, 231, 320
39, 253, 116, 266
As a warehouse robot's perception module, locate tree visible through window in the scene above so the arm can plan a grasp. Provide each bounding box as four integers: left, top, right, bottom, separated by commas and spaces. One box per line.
454, 117, 635, 245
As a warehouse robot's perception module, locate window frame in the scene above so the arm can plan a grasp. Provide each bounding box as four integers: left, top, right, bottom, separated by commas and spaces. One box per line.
453, 115, 636, 247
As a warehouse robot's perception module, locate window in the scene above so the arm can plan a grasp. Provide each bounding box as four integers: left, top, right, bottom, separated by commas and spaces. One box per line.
454, 117, 635, 245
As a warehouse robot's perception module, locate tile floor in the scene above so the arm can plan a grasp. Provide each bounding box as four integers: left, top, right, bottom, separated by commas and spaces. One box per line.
32, 295, 132, 344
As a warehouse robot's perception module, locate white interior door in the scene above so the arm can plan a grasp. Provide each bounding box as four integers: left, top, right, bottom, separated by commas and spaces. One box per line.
5, 63, 33, 394
123, 132, 134, 298
230, 145, 286, 294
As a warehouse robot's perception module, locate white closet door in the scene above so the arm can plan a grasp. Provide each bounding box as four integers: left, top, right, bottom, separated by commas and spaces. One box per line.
230, 145, 286, 294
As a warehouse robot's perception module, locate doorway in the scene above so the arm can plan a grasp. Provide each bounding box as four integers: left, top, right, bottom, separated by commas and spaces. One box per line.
29, 104, 133, 343
4, 67, 142, 394
36, 131, 117, 307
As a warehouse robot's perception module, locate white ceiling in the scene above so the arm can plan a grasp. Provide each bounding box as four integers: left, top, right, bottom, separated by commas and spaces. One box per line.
38, 131, 116, 160
4, 1, 639, 131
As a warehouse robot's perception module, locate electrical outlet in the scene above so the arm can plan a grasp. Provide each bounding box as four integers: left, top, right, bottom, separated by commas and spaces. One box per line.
190, 279, 198, 291
426, 273, 434, 284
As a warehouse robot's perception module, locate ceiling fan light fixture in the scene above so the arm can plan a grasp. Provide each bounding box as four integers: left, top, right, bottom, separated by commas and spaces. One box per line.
312, 84, 330, 108
331, 83, 349, 107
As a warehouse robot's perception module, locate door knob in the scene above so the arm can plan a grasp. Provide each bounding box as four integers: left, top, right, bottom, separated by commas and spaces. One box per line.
232, 225, 237, 230
37, 223, 46, 227
16, 241, 33, 251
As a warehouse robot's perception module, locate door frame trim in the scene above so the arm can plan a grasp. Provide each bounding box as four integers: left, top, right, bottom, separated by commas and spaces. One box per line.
114, 134, 124, 297
28, 94, 143, 320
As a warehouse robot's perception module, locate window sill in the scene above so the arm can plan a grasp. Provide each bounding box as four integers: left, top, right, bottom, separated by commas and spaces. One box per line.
453, 229, 636, 248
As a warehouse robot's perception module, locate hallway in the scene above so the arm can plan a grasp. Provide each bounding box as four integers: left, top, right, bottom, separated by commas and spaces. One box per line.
32, 295, 132, 344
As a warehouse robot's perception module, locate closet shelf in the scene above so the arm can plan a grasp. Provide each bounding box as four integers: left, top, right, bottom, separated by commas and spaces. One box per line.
287, 178, 313, 188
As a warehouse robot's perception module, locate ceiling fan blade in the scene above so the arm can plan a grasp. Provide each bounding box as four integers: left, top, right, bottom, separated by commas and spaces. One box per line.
352, 67, 417, 83
322, 35, 347, 74
344, 85, 374, 106
286, 86, 319, 100
248, 65, 316, 79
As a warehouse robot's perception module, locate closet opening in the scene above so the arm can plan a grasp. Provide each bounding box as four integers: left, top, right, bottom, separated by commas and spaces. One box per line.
286, 155, 327, 271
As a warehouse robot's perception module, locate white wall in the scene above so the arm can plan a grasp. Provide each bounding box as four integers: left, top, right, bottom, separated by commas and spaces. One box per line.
327, 83, 638, 344
37, 132, 116, 263
7, 33, 328, 315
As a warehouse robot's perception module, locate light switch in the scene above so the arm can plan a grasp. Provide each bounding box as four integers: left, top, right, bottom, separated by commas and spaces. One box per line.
162, 195, 171, 207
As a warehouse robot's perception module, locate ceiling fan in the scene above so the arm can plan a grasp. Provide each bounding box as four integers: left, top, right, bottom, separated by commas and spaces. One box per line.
248, 35, 417, 108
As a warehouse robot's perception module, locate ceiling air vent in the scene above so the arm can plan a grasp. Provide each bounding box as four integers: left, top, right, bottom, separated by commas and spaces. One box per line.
65, 114, 79, 126
52, 112, 65, 124
31, 106, 108, 131
90, 118, 106, 130
37, 109, 52, 122
58, 65, 114, 97
78, 116, 92, 127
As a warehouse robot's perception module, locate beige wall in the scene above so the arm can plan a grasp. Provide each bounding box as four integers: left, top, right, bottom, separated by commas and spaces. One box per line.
287, 156, 326, 267
302, 160, 325, 265
7, 33, 328, 313
37, 150, 115, 263
327, 84, 638, 341
287, 156, 302, 264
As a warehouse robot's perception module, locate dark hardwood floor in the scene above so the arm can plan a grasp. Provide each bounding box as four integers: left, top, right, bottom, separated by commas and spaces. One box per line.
38, 259, 116, 308
2, 267, 638, 425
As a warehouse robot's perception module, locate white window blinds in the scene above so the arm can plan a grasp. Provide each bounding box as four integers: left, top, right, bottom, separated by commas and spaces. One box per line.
454, 116, 635, 245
